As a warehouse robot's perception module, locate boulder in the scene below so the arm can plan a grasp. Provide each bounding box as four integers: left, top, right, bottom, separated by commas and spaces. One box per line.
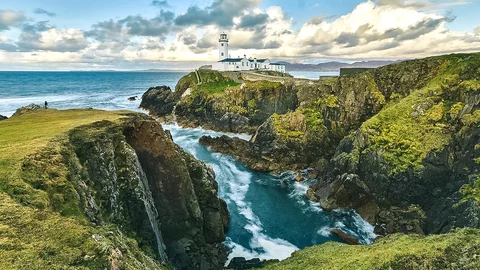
331, 229, 359, 245
140, 86, 177, 116
227, 257, 264, 270
12, 104, 45, 117
218, 113, 250, 133
128, 96, 138, 101
307, 173, 379, 224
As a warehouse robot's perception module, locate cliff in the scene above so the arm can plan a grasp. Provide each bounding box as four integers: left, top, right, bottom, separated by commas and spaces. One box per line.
140, 70, 298, 133
0, 109, 229, 269
199, 53, 480, 236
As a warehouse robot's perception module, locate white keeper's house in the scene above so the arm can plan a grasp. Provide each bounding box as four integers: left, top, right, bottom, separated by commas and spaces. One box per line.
211, 33, 286, 73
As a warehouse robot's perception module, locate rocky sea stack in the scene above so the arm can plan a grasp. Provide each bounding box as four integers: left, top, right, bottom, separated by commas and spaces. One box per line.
0, 108, 228, 269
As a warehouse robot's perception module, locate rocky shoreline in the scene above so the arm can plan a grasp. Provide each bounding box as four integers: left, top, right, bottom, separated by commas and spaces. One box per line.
143, 53, 480, 242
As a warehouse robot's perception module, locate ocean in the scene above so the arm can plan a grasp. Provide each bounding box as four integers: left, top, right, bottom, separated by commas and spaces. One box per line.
0, 71, 373, 262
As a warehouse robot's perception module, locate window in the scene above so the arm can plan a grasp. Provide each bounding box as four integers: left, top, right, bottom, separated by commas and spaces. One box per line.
221, 53, 224, 56
221, 44, 224, 46
242, 62, 244, 66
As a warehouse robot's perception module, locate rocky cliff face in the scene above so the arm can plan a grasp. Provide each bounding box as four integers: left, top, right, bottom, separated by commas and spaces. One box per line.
140, 70, 298, 133
201, 53, 480, 236
306, 54, 480, 235
0, 110, 229, 270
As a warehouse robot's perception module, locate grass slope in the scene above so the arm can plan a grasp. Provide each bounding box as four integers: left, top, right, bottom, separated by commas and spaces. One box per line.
263, 229, 480, 270
0, 109, 164, 269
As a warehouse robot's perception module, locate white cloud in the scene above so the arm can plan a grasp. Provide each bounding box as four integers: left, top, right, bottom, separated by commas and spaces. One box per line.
1, 0, 480, 67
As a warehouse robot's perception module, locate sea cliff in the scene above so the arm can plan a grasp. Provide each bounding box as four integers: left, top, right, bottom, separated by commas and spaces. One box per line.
140, 53, 480, 268
0, 109, 228, 269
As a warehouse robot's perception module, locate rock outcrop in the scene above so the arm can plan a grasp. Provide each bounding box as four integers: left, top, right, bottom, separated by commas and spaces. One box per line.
141, 70, 298, 134
330, 229, 359, 245
12, 103, 46, 116
140, 86, 176, 117
0, 115, 7, 121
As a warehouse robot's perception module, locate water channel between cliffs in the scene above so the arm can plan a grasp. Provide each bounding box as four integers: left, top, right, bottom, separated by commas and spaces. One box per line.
162, 123, 377, 262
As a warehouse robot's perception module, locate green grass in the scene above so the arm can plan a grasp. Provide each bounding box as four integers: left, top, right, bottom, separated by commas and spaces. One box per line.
198, 81, 240, 95
460, 175, 480, 204
0, 109, 164, 269
0, 109, 126, 209
262, 228, 480, 270
360, 53, 480, 174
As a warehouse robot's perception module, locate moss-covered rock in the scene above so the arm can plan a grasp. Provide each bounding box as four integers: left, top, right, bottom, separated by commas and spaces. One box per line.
144, 70, 298, 133
306, 53, 480, 234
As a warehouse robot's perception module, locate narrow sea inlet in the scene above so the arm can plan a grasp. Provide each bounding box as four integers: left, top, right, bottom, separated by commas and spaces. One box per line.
163, 123, 376, 261
0, 71, 375, 262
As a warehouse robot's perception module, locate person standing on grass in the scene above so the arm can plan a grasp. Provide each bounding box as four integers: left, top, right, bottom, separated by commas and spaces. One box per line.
44, 101, 48, 109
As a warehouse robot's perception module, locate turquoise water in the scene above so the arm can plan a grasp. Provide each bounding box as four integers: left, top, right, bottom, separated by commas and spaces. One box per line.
0, 71, 376, 261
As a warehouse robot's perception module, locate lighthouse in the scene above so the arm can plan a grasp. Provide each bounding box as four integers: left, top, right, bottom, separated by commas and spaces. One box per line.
219, 33, 228, 61
211, 32, 286, 73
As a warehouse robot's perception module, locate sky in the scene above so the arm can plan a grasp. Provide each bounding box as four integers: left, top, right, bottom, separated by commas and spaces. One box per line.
0, 0, 480, 70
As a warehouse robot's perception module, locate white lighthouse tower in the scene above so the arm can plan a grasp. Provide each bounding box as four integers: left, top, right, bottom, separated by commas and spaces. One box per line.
219, 33, 228, 61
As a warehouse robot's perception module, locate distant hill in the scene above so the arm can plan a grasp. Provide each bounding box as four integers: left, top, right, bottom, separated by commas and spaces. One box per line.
277, 60, 401, 72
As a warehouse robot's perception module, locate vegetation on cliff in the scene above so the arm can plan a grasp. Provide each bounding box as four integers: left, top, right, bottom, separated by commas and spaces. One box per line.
0, 108, 229, 269
262, 228, 480, 270
0, 109, 164, 269
169, 69, 298, 133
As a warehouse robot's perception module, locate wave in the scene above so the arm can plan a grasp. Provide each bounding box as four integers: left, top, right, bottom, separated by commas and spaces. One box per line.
163, 123, 377, 262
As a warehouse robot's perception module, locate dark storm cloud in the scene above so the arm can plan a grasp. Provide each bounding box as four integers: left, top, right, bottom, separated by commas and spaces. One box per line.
33, 8, 56, 17
238, 13, 268, 28
174, 0, 260, 27
0, 9, 25, 31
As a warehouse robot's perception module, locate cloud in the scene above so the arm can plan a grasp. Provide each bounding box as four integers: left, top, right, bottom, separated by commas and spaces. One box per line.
34, 8, 56, 17
87, 11, 174, 42
0, 10, 25, 31
119, 12, 173, 37
308, 14, 337, 25
151, 0, 170, 8
175, 0, 261, 27
238, 13, 269, 29
2, 0, 480, 67
376, 0, 470, 9
15, 21, 88, 52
